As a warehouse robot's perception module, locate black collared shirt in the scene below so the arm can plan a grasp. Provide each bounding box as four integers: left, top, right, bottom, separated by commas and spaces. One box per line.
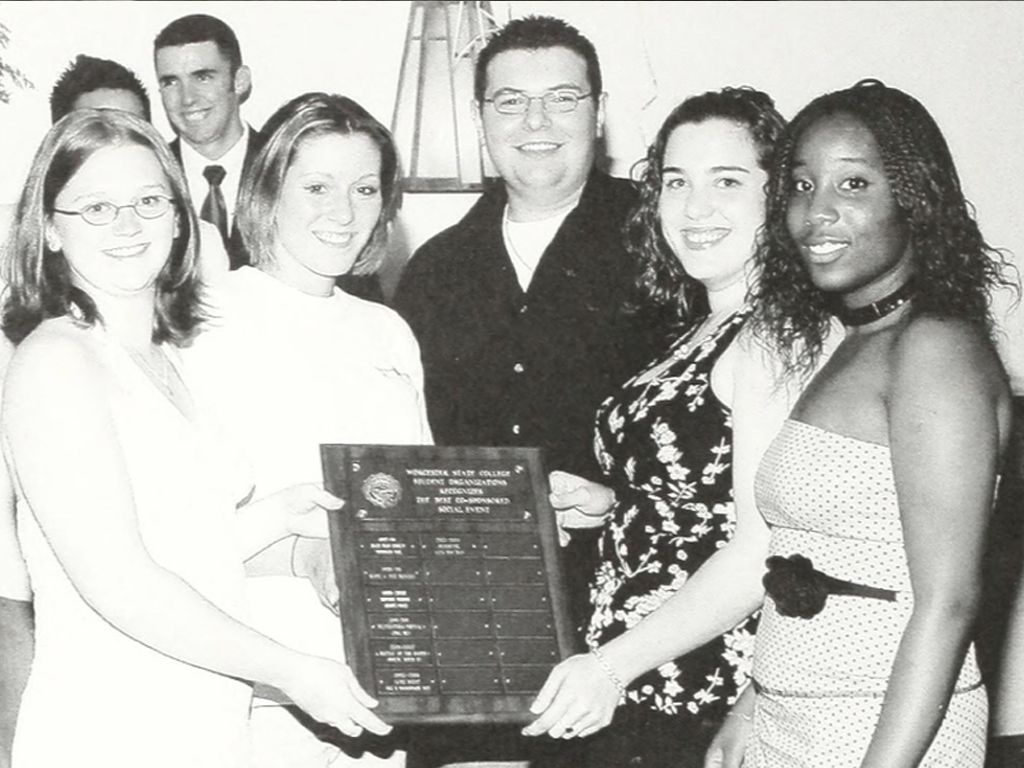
394, 172, 670, 480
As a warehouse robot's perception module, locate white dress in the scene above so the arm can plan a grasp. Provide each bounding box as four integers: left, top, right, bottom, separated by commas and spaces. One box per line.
10, 318, 253, 768
748, 419, 987, 767
184, 267, 431, 767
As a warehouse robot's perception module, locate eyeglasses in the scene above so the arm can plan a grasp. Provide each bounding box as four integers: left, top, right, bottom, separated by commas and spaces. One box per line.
483, 89, 594, 116
53, 195, 174, 227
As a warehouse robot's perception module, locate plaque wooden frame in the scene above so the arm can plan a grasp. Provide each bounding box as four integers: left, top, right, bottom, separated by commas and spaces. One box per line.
321, 444, 578, 725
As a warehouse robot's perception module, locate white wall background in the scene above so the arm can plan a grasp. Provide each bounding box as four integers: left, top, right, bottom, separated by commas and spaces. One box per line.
2, 0, 1023, 382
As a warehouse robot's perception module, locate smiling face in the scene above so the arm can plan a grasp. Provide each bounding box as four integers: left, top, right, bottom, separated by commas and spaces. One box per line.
658, 118, 767, 293
786, 113, 912, 306
270, 131, 383, 296
46, 143, 177, 300
475, 46, 604, 213
155, 41, 247, 159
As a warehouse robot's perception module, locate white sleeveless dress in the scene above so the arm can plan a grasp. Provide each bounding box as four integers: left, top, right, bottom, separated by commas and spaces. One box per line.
10, 318, 253, 768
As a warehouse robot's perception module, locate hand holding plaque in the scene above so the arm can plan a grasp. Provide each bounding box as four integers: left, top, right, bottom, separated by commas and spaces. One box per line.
521, 650, 621, 739
321, 445, 579, 724
280, 655, 392, 737
548, 470, 615, 545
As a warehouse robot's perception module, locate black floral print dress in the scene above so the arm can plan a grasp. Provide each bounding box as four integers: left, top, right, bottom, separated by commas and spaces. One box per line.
588, 309, 756, 725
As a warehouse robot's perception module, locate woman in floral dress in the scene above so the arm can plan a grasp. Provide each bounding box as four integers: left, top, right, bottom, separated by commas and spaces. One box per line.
523, 87, 786, 767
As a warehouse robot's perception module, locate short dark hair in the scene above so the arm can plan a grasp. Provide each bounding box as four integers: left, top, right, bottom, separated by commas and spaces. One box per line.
49, 54, 151, 123
752, 78, 1018, 378
474, 15, 601, 102
238, 92, 401, 276
153, 13, 242, 72
2, 110, 203, 346
626, 87, 786, 324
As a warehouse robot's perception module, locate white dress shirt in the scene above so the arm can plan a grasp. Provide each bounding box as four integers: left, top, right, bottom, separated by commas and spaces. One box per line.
178, 126, 251, 231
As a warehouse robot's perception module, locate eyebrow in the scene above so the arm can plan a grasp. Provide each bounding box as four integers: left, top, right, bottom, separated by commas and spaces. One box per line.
793, 156, 872, 168
67, 183, 168, 204
661, 165, 752, 174
296, 172, 382, 179
158, 67, 217, 84
493, 83, 586, 93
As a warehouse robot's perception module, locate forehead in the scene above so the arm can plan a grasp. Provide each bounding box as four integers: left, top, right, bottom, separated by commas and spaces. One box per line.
484, 46, 588, 94
72, 89, 147, 119
58, 144, 167, 199
155, 40, 231, 75
664, 118, 760, 168
796, 113, 882, 165
288, 132, 382, 175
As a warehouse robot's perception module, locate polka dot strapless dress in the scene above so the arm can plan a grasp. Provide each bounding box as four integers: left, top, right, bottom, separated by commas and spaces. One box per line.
747, 419, 987, 767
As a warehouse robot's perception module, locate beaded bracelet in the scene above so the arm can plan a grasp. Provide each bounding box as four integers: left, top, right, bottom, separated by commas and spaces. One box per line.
590, 646, 627, 699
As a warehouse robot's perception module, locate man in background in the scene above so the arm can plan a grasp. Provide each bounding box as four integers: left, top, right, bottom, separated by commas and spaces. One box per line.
0, 54, 156, 252
151, 14, 381, 299
153, 13, 262, 269
393, 15, 668, 767
50, 53, 151, 122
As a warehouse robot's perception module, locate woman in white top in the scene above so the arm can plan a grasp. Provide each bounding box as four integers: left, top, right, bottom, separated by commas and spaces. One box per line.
185, 92, 431, 768
0, 109, 391, 768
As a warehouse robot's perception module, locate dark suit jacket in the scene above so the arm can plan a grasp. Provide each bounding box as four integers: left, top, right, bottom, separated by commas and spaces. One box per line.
170, 128, 265, 270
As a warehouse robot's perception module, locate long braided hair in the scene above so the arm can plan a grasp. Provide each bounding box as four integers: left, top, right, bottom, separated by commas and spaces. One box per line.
751, 79, 1016, 379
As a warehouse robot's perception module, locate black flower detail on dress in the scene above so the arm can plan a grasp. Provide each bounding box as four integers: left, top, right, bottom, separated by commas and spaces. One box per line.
763, 555, 829, 618
763, 554, 898, 619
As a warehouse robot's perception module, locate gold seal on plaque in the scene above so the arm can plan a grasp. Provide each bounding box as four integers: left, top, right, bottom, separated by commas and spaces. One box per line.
362, 472, 402, 509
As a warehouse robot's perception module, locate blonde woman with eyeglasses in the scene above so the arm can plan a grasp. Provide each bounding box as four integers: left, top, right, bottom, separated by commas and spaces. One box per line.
0, 109, 389, 768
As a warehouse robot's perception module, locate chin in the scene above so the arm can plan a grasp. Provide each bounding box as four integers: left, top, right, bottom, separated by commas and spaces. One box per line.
518, 166, 568, 188
801, 261, 844, 291
312, 255, 358, 279
807, 274, 854, 296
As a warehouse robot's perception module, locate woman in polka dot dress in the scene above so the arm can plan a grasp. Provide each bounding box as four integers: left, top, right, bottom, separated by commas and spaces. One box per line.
729, 80, 1016, 767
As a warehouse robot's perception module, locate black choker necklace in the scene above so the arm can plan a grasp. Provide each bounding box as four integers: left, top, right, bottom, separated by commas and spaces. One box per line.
836, 280, 915, 327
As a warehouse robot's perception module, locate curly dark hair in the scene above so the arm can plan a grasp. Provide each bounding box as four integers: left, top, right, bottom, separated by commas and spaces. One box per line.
474, 15, 601, 102
751, 79, 1017, 379
625, 87, 786, 324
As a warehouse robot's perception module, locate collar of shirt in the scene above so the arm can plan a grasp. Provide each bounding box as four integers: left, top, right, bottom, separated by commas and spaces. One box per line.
501, 203, 575, 292
180, 125, 250, 230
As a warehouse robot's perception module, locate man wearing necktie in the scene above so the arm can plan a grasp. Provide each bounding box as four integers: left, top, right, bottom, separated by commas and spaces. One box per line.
200, 164, 229, 245
154, 14, 265, 270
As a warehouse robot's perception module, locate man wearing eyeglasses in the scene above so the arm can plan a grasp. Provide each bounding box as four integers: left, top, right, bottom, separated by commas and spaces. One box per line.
394, 14, 667, 768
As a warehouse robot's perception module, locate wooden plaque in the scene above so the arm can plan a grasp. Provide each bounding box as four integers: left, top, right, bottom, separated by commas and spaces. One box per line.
320, 444, 578, 725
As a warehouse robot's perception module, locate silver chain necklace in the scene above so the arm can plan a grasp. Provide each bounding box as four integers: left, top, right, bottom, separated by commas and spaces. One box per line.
127, 345, 174, 398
